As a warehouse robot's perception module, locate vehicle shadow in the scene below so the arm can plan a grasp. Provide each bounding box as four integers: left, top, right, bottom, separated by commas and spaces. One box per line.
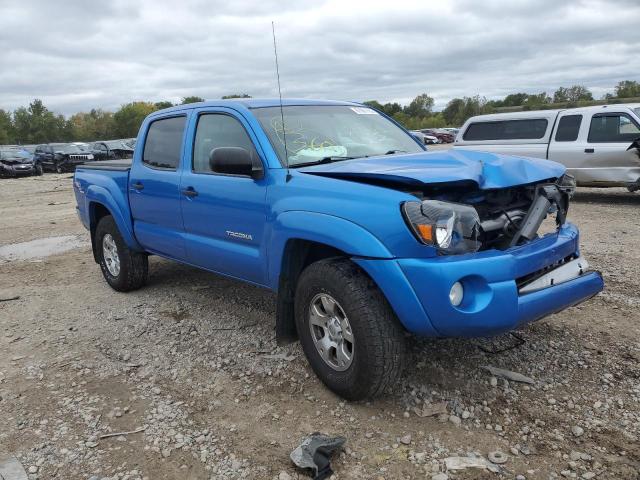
572, 189, 640, 206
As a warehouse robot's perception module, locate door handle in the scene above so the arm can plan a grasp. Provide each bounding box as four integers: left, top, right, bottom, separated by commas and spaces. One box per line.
182, 187, 198, 198
584, 148, 594, 153
131, 182, 144, 191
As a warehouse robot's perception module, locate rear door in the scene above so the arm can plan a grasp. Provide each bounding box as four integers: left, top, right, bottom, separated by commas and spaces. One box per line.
547, 112, 584, 169
579, 112, 640, 185
179, 108, 269, 285
128, 114, 189, 260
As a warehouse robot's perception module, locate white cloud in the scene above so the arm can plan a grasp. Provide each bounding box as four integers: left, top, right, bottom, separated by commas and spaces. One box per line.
0, 0, 638, 114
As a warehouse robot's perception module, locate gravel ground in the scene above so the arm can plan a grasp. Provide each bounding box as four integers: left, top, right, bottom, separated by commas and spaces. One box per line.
0, 173, 638, 480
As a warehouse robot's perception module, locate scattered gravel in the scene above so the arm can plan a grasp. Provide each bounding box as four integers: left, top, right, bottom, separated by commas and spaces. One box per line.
1, 175, 639, 479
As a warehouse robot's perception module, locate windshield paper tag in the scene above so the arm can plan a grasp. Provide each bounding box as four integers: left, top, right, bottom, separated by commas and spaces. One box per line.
350, 107, 378, 115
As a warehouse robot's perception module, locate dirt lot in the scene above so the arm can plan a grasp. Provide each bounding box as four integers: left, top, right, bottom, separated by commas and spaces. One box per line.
0, 172, 639, 480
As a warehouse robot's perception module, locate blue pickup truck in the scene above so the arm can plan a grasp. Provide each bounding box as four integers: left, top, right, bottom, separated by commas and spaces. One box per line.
73, 99, 603, 400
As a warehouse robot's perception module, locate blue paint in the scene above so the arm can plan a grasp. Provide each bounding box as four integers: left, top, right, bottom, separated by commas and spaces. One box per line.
74, 99, 603, 338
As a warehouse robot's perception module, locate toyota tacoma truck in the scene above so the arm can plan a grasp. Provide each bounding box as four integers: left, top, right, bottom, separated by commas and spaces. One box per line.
73, 99, 604, 400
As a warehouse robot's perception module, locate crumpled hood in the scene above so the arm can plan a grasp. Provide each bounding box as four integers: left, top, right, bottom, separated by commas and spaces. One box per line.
298, 149, 565, 189
1, 158, 32, 165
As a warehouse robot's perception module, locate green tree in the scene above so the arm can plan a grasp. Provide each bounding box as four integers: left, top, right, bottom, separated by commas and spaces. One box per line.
154, 101, 174, 110
0, 109, 14, 144
442, 98, 465, 125
614, 80, 640, 98
502, 93, 529, 107
404, 93, 434, 118
221, 94, 251, 99
12, 99, 65, 144
181, 96, 205, 104
381, 102, 402, 116
553, 85, 593, 103
112, 102, 157, 138
442, 96, 492, 126
362, 100, 384, 111
524, 92, 551, 107
69, 109, 114, 141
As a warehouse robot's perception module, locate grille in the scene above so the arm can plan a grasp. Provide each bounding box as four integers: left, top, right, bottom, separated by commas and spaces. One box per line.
515, 253, 577, 291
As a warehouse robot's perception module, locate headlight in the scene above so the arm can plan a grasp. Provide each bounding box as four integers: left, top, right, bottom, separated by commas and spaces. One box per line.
402, 200, 482, 254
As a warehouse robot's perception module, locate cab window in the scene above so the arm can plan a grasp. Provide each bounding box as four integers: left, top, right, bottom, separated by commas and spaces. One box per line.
555, 115, 582, 142
192, 114, 260, 174
588, 113, 640, 143
463, 119, 548, 141
142, 116, 186, 170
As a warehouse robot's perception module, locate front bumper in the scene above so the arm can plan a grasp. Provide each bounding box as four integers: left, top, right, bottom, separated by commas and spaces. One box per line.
355, 223, 604, 337
1, 164, 34, 177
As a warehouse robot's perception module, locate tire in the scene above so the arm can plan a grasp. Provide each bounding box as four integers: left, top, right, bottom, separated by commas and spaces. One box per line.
55, 162, 63, 174
95, 215, 148, 292
34, 163, 43, 176
294, 258, 406, 400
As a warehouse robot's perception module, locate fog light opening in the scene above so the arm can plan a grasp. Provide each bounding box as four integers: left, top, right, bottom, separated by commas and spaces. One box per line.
449, 281, 464, 307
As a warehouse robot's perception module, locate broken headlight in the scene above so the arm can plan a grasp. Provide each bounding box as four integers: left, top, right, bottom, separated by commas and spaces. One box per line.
402, 200, 482, 254
557, 173, 576, 198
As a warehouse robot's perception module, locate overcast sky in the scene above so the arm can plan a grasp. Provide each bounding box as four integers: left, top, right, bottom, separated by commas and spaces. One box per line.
1, 0, 639, 115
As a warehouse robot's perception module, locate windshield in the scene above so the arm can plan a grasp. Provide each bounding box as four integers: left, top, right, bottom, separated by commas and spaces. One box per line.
58, 144, 84, 153
0, 149, 29, 160
253, 105, 424, 167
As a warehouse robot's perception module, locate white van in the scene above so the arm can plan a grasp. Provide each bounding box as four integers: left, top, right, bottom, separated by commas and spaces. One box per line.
455, 104, 640, 190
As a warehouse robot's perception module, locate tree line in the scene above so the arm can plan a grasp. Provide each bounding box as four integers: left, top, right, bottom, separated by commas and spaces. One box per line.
364, 80, 640, 130
1, 81, 639, 145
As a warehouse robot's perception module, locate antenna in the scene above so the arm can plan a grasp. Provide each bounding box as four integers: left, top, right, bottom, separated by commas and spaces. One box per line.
271, 21, 290, 178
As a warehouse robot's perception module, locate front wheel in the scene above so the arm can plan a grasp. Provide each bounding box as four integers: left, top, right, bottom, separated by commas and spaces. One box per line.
295, 258, 406, 400
55, 161, 64, 173
95, 215, 148, 292
34, 163, 43, 176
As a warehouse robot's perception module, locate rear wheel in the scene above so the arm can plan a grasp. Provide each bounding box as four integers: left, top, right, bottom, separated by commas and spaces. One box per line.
95, 215, 148, 292
295, 258, 406, 400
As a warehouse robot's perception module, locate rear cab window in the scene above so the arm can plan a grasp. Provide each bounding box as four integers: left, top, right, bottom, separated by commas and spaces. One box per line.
142, 116, 187, 170
463, 119, 548, 141
588, 113, 640, 143
554, 115, 582, 142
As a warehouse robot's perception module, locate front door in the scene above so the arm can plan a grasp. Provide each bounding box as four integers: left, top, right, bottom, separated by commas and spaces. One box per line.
180, 110, 269, 285
582, 112, 640, 185
128, 114, 188, 260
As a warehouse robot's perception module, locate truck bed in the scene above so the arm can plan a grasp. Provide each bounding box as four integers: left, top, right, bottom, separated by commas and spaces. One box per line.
78, 159, 132, 171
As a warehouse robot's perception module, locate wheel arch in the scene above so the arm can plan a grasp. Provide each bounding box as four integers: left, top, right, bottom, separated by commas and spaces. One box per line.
86, 190, 142, 262
269, 211, 394, 344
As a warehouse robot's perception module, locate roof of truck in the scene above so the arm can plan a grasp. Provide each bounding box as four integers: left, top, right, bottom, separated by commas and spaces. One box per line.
463, 103, 640, 124
154, 98, 361, 115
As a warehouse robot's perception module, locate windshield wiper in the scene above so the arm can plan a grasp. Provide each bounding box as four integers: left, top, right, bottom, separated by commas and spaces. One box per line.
384, 150, 408, 155
291, 156, 357, 168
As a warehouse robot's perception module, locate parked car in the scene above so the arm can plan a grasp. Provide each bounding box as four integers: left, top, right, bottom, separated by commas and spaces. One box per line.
34, 143, 95, 173
0, 147, 39, 177
409, 130, 438, 145
455, 104, 640, 191
421, 128, 455, 143
88, 140, 135, 160
73, 99, 603, 400
441, 127, 460, 138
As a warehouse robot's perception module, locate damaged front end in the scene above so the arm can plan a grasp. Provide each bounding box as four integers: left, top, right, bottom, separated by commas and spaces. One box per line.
402, 174, 576, 254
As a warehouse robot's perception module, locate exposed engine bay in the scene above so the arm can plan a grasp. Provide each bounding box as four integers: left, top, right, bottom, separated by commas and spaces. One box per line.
404, 174, 576, 251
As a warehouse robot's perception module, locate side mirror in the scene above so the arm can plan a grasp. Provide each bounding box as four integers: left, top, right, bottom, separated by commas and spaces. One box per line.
209, 147, 263, 179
